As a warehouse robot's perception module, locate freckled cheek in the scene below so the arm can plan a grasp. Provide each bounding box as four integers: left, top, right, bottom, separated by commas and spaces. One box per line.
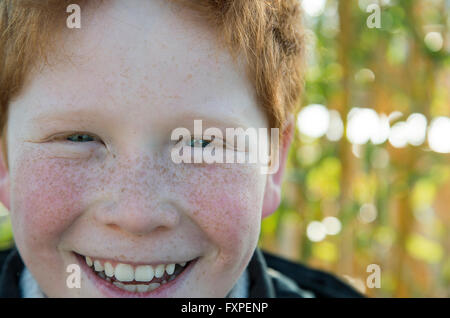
10, 158, 87, 249
183, 166, 266, 254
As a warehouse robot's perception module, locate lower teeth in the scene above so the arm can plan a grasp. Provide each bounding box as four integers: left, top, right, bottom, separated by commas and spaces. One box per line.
112, 281, 161, 293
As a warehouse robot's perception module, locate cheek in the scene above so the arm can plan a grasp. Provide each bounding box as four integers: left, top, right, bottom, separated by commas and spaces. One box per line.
181, 164, 266, 257
10, 154, 88, 251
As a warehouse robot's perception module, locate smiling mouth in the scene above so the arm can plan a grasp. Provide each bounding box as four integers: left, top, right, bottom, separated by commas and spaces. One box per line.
75, 253, 195, 293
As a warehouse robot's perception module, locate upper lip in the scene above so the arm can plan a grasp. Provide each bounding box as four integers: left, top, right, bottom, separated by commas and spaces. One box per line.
74, 252, 194, 266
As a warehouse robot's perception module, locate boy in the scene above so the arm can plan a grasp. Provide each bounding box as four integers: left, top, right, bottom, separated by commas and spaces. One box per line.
0, 0, 362, 297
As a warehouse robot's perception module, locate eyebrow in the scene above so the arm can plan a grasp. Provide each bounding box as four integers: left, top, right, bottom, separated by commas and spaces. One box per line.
29, 106, 257, 135
171, 112, 254, 131
30, 108, 105, 124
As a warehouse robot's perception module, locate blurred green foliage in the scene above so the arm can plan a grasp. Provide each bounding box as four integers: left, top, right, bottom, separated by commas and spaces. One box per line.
259, 0, 450, 298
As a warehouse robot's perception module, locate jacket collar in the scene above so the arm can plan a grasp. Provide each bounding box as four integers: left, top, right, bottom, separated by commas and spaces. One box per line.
0, 248, 23, 298
247, 248, 276, 297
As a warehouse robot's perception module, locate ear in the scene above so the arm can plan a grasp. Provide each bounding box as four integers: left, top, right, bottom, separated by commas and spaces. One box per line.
0, 137, 10, 211
261, 116, 295, 219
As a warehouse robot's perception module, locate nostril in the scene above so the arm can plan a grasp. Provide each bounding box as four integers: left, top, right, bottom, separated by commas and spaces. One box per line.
94, 201, 181, 235
107, 224, 121, 231
105, 222, 172, 237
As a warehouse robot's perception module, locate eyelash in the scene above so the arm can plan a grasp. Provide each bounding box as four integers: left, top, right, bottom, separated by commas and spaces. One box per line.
180, 135, 234, 150
51, 133, 233, 151
183, 136, 244, 152
188, 137, 214, 148
66, 133, 96, 142
49, 132, 102, 144
60, 134, 214, 146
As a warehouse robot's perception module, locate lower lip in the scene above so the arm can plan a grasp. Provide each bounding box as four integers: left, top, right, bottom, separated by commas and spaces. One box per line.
74, 253, 198, 297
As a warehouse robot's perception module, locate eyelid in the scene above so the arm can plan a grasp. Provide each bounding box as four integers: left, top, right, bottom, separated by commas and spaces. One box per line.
187, 135, 221, 146
47, 131, 103, 144
186, 135, 243, 151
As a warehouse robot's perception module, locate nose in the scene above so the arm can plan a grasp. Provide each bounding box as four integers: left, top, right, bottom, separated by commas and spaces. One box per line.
92, 152, 181, 236
94, 197, 181, 236
91, 144, 183, 236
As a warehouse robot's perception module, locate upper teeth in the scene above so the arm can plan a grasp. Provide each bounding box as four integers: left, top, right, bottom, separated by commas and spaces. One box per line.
84, 256, 186, 283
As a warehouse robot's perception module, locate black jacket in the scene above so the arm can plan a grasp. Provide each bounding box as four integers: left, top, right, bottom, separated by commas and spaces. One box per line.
0, 247, 363, 298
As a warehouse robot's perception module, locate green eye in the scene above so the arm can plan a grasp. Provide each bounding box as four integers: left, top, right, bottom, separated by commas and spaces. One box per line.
189, 138, 212, 148
66, 134, 95, 142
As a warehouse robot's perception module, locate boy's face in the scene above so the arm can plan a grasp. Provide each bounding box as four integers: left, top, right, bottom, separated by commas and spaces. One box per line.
2, 0, 284, 297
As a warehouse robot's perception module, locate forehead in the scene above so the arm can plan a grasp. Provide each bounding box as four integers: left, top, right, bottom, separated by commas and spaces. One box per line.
10, 0, 267, 131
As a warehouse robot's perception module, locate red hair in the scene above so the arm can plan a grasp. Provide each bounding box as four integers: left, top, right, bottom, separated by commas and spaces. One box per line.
0, 0, 306, 167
